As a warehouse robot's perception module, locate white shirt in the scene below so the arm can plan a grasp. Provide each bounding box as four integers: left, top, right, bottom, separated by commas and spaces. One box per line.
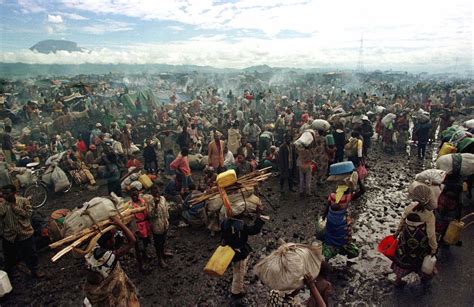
224, 151, 235, 166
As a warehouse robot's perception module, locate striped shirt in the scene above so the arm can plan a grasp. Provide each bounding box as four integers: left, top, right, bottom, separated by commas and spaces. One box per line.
0, 197, 34, 242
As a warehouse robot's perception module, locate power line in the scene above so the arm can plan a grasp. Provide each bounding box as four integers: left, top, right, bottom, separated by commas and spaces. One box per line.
357, 35, 364, 72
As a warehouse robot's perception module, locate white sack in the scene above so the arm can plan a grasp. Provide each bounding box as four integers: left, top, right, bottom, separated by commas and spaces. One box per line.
436, 153, 474, 176
254, 242, 324, 291
294, 130, 315, 148
465, 119, 474, 129
415, 169, 447, 186
51, 166, 70, 192
381, 113, 396, 128
63, 197, 125, 236
311, 119, 330, 131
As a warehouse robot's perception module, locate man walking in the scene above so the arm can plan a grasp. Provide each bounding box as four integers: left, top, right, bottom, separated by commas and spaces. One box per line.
0, 185, 44, 279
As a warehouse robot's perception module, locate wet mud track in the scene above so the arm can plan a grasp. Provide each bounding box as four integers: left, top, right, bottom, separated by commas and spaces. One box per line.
1, 143, 473, 306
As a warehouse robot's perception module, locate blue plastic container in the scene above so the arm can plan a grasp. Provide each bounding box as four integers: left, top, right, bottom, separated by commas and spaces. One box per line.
329, 161, 355, 176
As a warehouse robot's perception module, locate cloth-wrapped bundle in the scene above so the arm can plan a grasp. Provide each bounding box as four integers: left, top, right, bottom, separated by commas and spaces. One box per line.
63, 197, 125, 236
436, 153, 474, 176
465, 119, 474, 129
254, 242, 324, 291
294, 130, 315, 148
311, 119, 330, 131
189, 154, 204, 170
381, 113, 396, 128
415, 169, 446, 186
207, 188, 255, 212
218, 194, 262, 220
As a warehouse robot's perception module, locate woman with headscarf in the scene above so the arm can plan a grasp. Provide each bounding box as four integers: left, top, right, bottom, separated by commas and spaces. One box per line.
391, 184, 438, 286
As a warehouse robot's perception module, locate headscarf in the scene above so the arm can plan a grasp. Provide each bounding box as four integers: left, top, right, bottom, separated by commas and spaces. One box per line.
409, 183, 436, 210
85, 246, 117, 279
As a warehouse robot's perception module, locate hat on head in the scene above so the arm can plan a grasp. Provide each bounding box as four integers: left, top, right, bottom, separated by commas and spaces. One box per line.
362, 115, 369, 121
96, 123, 102, 128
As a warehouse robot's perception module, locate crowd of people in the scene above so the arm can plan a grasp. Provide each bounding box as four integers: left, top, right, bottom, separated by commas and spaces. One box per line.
0, 73, 472, 306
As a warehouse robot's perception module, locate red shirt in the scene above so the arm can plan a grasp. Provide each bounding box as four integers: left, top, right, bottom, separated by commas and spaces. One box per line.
170, 155, 191, 176
127, 159, 142, 169
76, 140, 87, 153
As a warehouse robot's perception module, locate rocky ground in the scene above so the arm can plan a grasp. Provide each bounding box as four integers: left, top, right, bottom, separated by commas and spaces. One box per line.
0, 141, 473, 306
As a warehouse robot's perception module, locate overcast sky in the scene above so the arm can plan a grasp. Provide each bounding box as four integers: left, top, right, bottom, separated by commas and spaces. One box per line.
0, 0, 472, 72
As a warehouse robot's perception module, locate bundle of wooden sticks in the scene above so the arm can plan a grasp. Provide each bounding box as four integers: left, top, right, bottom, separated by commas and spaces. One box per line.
48, 205, 145, 262
189, 167, 272, 206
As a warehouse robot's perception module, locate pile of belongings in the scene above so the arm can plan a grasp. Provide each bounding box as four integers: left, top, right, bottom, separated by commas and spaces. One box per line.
294, 129, 316, 149
121, 172, 143, 191
436, 153, 474, 176
42, 162, 71, 192
187, 168, 271, 230
206, 187, 262, 231
189, 154, 208, 171
48, 194, 146, 262
381, 113, 396, 128
121, 168, 155, 191
440, 126, 473, 154
311, 119, 330, 131
182, 191, 207, 227
464, 119, 474, 130
408, 169, 446, 209
255, 241, 324, 291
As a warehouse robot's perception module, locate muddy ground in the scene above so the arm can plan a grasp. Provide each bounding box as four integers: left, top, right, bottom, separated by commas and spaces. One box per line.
1, 142, 473, 306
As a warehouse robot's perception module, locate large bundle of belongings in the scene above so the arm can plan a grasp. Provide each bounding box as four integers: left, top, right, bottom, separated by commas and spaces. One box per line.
381, 113, 396, 128
48, 193, 146, 262
254, 241, 324, 291
186, 168, 271, 231
188, 154, 208, 171
294, 129, 316, 149
408, 169, 446, 209
439, 126, 474, 156
311, 119, 330, 131
42, 152, 71, 192
436, 153, 474, 177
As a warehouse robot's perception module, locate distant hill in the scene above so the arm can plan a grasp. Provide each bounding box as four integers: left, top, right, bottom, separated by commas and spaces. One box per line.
30, 40, 83, 53
0, 62, 240, 77
243, 64, 273, 73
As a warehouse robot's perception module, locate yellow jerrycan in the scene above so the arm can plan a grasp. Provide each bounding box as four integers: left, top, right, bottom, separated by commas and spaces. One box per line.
443, 213, 474, 245
204, 245, 235, 276
438, 142, 456, 157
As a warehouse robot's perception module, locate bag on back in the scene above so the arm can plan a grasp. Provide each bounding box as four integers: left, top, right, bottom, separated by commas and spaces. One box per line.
63, 197, 125, 236
51, 166, 70, 192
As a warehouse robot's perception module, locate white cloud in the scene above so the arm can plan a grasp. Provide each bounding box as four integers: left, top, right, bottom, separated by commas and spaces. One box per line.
166, 25, 185, 32
17, 0, 45, 13
47, 14, 64, 23
82, 20, 134, 34
57, 0, 472, 36
45, 23, 67, 35
10, 0, 473, 72
1, 36, 471, 73
60, 12, 88, 20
